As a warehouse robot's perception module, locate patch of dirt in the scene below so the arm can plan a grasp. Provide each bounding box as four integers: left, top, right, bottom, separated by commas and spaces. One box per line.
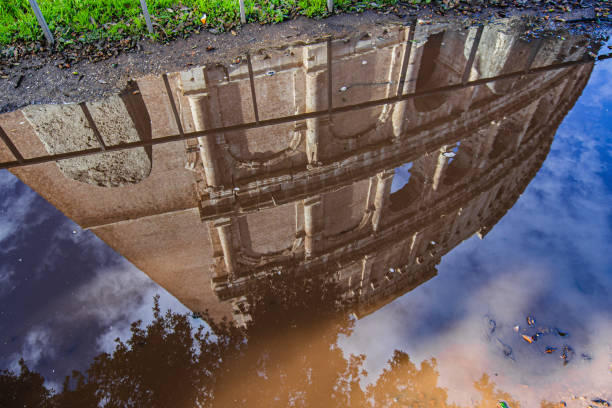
0, 5, 609, 113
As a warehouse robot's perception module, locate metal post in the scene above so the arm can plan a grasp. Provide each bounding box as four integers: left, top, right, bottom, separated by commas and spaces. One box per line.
327, 38, 333, 116
163, 74, 185, 136
524, 38, 543, 73
246, 54, 260, 123
28, 0, 54, 45
139, 0, 155, 34
239, 0, 246, 24
462, 25, 484, 85
327, 0, 334, 13
397, 22, 416, 97
0, 125, 24, 163
79, 103, 106, 151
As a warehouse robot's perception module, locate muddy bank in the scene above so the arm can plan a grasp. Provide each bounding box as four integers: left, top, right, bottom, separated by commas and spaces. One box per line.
0, 5, 610, 113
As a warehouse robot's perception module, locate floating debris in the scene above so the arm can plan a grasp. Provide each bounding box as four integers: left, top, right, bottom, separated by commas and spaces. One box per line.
486, 317, 496, 334
496, 338, 514, 360
561, 345, 575, 366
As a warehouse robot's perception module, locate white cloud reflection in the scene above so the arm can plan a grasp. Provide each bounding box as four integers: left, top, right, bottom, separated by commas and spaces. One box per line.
0, 170, 45, 253
67, 260, 190, 353
339, 62, 612, 407
7, 326, 55, 374
0, 171, 190, 381
0, 265, 15, 296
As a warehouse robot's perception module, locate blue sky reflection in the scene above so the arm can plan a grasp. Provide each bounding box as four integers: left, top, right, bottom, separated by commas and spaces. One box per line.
339, 59, 612, 407
0, 53, 610, 407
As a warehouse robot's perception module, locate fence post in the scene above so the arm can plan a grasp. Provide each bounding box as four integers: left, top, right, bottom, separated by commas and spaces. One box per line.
327, 0, 333, 13
28, 0, 54, 45
239, 0, 246, 24
139, 0, 155, 34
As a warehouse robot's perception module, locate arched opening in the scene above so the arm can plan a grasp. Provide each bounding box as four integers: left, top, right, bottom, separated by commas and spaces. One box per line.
389, 162, 425, 212
443, 142, 475, 186
488, 121, 522, 160
414, 33, 448, 112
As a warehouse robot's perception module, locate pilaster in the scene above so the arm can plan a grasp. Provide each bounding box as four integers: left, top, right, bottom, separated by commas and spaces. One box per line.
214, 217, 236, 275
303, 195, 323, 258
188, 94, 221, 187
372, 169, 395, 232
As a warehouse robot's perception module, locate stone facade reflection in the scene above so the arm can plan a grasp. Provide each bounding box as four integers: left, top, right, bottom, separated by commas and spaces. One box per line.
1, 19, 594, 322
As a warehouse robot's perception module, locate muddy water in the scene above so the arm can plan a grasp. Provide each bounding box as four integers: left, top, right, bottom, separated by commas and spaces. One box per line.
0, 18, 611, 408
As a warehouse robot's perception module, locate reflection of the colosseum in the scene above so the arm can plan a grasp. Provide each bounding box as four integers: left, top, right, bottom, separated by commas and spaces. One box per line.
1, 18, 595, 322
186, 21, 593, 321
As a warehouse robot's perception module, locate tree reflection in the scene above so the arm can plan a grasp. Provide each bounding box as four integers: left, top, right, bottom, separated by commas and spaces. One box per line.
0, 358, 51, 408
2, 273, 523, 407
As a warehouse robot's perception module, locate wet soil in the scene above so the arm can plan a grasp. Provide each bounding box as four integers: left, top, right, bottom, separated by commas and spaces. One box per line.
0, 4, 610, 113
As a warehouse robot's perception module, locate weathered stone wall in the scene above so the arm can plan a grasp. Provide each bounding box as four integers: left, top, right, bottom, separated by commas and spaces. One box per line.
0, 19, 593, 321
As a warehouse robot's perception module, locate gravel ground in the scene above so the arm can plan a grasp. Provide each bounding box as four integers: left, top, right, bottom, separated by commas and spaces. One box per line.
0, 3, 610, 113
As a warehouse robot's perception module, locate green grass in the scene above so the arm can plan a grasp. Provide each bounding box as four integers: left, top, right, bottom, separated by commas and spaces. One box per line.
0, 0, 398, 47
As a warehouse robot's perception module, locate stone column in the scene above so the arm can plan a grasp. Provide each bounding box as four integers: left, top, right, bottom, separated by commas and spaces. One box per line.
302, 40, 329, 166
303, 195, 322, 258
407, 231, 421, 265
372, 169, 394, 232
513, 100, 540, 149
392, 27, 416, 139
475, 187, 500, 239
359, 254, 375, 291
214, 217, 236, 275
432, 146, 452, 191
445, 208, 465, 245
305, 72, 321, 165
188, 94, 221, 187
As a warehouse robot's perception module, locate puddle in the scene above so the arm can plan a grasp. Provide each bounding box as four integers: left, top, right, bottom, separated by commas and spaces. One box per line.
0, 16, 611, 408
